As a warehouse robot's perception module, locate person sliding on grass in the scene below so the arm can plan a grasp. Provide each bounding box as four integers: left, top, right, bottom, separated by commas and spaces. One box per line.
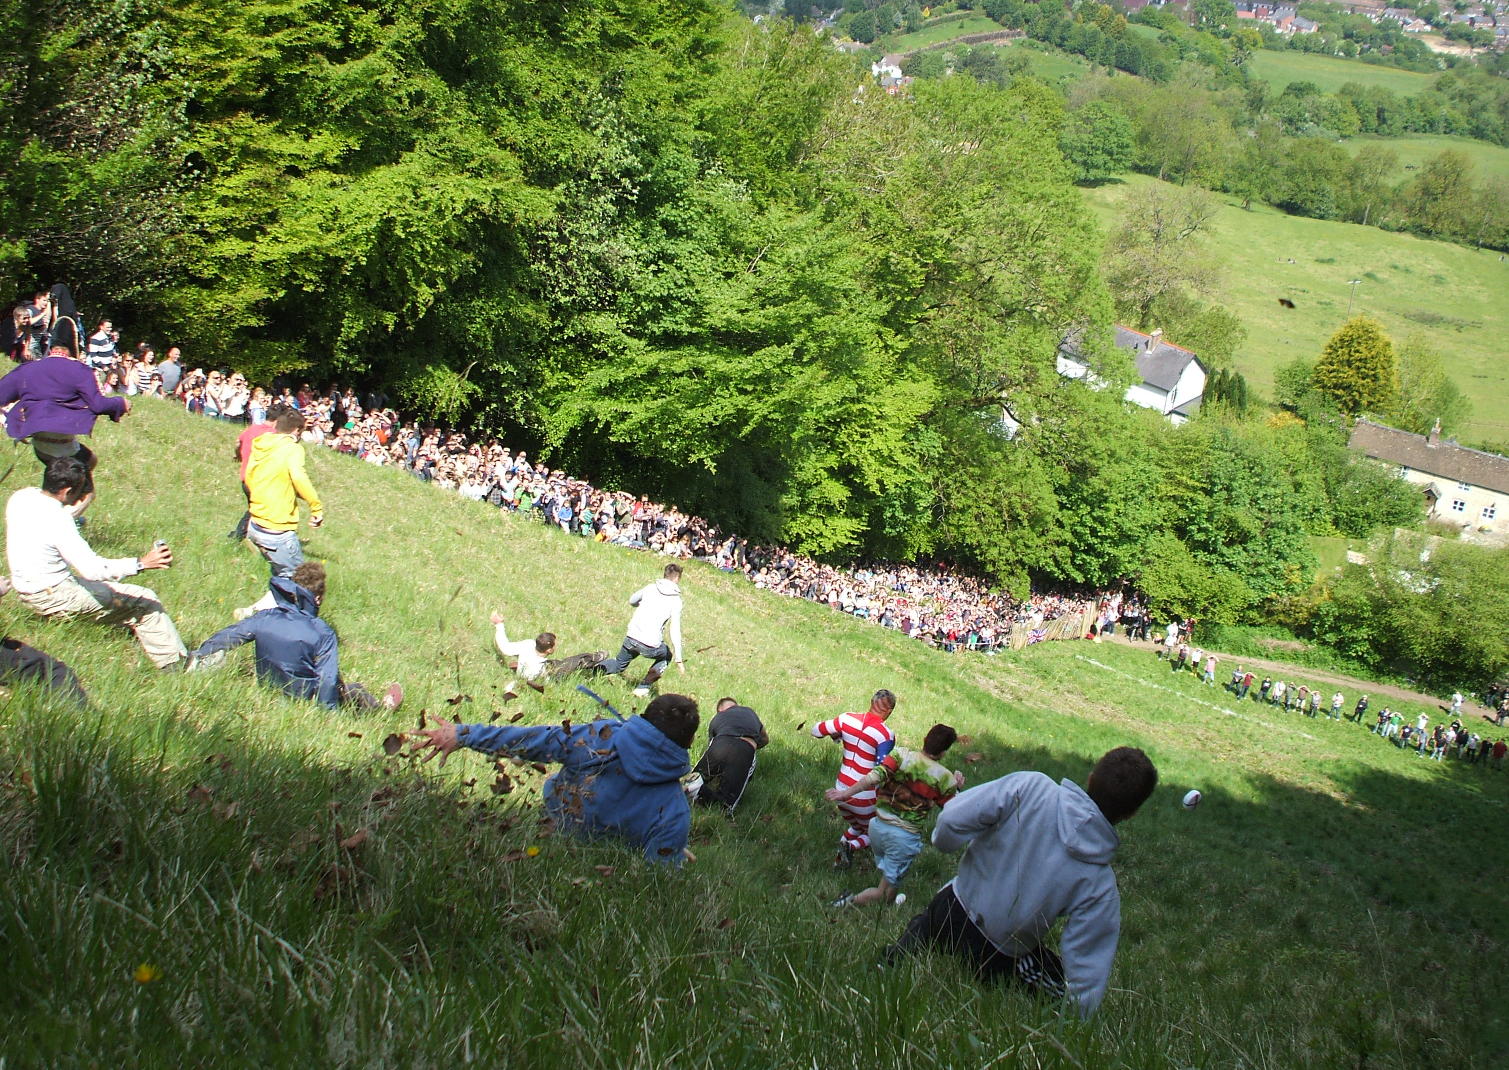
187, 562, 401, 713
829, 723, 963, 908
489, 609, 607, 701
691, 696, 768, 815
408, 693, 699, 865
813, 689, 897, 868
883, 746, 1157, 1018
596, 563, 685, 698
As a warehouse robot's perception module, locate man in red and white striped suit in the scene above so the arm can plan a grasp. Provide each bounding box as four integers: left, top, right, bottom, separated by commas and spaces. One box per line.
813, 689, 897, 866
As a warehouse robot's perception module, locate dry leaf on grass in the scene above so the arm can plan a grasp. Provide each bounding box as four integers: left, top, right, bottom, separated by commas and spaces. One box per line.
338, 829, 369, 850
382, 733, 404, 756
186, 784, 214, 805
346, 731, 362, 739
491, 773, 514, 795
964, 752, 984, 764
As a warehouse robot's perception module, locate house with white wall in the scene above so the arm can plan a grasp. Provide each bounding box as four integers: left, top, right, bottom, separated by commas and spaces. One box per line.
1056, 326, 1208, 424
1348, 419, 1509, 543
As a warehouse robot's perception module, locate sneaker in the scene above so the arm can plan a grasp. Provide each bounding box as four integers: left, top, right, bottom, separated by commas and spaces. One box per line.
832, 843, 854, 869
632, 685, 651, 698
831, 892, 856, 908
381, 683, 404, 711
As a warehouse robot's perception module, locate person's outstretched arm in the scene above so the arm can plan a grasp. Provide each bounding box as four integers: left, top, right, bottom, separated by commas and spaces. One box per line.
191, 619, 259, 660
931, 773, 1025, 853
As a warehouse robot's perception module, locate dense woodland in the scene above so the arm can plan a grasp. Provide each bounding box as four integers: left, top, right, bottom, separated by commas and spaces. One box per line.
2, 1, 1506, 687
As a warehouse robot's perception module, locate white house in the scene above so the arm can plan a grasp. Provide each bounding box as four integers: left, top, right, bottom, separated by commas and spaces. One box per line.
1056, 326, 1208, 424
1348, 418, 1509, 544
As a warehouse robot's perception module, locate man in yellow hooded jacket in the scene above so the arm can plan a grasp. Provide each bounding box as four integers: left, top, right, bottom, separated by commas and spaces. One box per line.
238, 409, 323, 617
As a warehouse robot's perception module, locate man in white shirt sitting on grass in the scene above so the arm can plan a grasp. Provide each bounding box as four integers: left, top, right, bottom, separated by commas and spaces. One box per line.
5, 456, 186, 669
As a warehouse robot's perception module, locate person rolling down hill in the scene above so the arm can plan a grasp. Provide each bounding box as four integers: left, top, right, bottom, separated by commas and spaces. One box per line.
489, 609, 606, 701
813, 689, 897, 867
882, 746, 1158, 1018
691, 697, 768, 815
408, 693, 700, 865
829, 723, 964, 908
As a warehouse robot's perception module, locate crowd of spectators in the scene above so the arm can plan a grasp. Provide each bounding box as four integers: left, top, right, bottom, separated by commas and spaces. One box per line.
62, 316, 1122, 653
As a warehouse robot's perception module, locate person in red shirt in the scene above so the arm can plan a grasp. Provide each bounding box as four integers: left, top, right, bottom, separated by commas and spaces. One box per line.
227, 403, 286, 540
812, 689, 897, 867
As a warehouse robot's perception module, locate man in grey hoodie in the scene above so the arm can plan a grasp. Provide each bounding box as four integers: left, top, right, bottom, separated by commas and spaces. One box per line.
883, 746, 1157, 1017
597, 563, 685, 697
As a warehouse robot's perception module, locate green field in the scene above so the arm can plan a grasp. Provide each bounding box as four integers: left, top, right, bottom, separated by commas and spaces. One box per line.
1087, 175, 1509, 443
1341, 133, 1509, 185
886, 15, 1002, 51
1, 404, 1505, 1066
1012, 40, 1092, 83
1247, 49, 1436, 95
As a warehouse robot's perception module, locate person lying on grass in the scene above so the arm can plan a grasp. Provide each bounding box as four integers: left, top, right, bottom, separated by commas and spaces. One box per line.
0, 576, 87, 707
408, 694, 699, 865
186, 562, 401, 713
827, 723, 964, 909
882, 746, 1157, 1018
489, 609, 606, 701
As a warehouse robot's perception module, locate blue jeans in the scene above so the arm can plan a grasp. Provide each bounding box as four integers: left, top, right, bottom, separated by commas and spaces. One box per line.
247, 523, 304, 579
597, 636, 671, 685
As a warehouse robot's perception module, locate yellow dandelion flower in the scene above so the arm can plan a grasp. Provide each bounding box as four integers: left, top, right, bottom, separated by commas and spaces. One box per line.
525, 845, 541, 857
133, 963, 162, 984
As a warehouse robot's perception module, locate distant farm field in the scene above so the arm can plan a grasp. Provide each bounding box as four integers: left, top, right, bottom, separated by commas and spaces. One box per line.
1340, 133, 1509, 185
1246, 50, 1436, 95
1013, 41, 1092, 83
887, 15, 1002, 51
1086, 175, 1509, 444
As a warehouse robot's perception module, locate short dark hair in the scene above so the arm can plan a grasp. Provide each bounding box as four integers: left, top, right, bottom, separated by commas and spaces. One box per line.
265, 402, 290, 422
534, 632, 556, 654
873, 689, 896, 712
1087, 747, 1158, 824
42, 456, 89, 499
922, 723, 957, 757
291, 561, 326, 601
274, 410, 306, 434
642, 693, 699, 750
663, 563, 683, 580
715, 696, 737, 711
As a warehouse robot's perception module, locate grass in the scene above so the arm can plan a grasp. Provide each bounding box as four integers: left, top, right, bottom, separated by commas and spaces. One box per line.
1340, 134, 1509, 186
1085, 174, 1509, 443
2, 402, 1506, 1066
1013, 41, 1092, 84
885, 15, 1003, 52
1246, 50, 1436, 96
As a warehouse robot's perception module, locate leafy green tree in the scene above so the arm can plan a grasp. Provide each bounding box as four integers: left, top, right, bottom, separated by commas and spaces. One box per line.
1059, 101, 1133, 185
1392, 336, 1472, 436
1401, 150, 1476, 240
1313, 317, 1399, 417
1102, 183, 1219, 328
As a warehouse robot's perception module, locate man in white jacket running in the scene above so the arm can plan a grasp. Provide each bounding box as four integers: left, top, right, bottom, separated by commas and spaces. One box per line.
598, 563, 685, 697
882, 746, 1157, 1017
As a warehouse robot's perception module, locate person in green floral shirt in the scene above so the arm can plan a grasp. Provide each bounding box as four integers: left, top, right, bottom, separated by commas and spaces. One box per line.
827, 724, 964, 908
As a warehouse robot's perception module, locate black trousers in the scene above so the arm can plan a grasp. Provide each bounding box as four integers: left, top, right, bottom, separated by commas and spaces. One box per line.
692, 736, 757, 813
889, 884, 1066, 998
0, 637, 87, 707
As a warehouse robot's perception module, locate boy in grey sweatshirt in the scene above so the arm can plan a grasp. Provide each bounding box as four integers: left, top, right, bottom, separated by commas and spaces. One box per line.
883, 747, 1157, 1017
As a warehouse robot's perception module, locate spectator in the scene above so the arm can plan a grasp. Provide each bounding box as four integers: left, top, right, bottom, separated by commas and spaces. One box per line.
4, 456, 186, 669
85, 319, 118, 370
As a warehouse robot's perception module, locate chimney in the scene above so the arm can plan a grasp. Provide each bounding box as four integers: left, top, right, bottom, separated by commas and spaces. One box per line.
1427, 418, 1441, 446
1149, 328, 1162, 350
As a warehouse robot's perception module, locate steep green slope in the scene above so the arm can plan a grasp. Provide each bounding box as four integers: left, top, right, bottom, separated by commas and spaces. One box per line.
0, 402, 1503, 1067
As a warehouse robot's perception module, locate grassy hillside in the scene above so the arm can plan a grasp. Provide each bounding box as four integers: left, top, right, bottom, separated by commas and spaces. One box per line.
887, 15, 1002, 50
1246, 50, 1436, 95
1086, 174, 1509, 443
1341, 133, 1509, 185
1, 404, 1505, 1067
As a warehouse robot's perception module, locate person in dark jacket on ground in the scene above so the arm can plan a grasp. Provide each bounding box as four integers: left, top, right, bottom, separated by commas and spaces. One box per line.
186, 562, 400, 712
690, 696, 767, 815
408, 693, 700, 864
0, 576, 87, 706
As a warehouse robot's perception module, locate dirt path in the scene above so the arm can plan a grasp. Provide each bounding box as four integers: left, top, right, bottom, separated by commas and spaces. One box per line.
1106, 634, 1498, 721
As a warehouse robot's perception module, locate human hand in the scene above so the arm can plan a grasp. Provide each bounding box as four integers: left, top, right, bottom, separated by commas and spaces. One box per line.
140, 544, 173, 570
407, 714, 460, 768
825, 786, 855, 803
309, 513, 325, 528
489, 610, 504, 626
682, 848, 697, 864
954, 770, 966, 789
121, 398, 132, 415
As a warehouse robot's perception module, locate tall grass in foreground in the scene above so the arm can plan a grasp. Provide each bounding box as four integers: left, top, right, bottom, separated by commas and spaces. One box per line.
0, 403, 1504, 1067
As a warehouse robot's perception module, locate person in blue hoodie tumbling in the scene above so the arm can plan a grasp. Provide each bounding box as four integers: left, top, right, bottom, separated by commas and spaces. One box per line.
407, 693, 700, 865
186, 561, 402, 712
882, 746, 1158, 1018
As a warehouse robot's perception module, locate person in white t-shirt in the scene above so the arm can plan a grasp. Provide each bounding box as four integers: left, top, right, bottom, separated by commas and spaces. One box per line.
490, 609, 556, 701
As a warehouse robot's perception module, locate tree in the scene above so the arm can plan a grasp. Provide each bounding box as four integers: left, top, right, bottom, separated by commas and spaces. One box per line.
1312, 318, 1398, 416
1102, 183, 1219, 328
1059, 101, 1133, 185
1392, 336, 1471, 436
1401, 149, 1475, 240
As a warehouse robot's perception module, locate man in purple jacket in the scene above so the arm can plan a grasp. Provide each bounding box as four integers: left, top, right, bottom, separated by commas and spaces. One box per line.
0, 344, 131, 514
